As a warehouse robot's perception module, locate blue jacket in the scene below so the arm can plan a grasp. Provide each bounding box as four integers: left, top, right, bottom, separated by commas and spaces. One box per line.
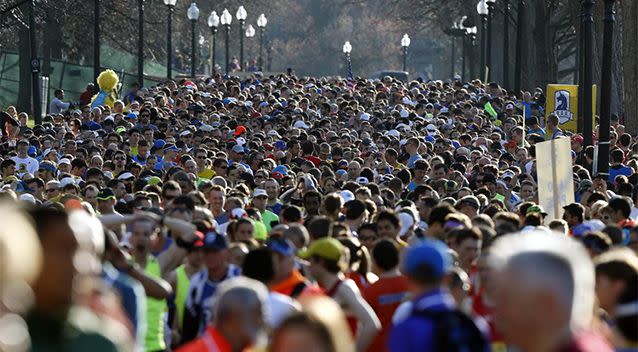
389, 288, 456, 352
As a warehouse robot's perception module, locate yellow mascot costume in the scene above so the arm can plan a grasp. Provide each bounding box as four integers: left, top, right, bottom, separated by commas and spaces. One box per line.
90, 69, 119, 109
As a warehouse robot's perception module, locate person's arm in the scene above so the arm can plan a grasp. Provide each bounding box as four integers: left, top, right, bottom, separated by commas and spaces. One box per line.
157, 217, 197, 275
338, 280, 381, 352
110, 243, 173, 299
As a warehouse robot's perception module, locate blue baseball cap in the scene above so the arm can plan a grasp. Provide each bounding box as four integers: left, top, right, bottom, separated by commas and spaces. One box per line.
27, 146, 37, 157
274, 140, 287, 150
402, 239, 452, 279
266, 237, 296, 257
273, 165, 288, 176
153, 139, 166, 149
202, 231, 229, 250
125, 112, 138, 120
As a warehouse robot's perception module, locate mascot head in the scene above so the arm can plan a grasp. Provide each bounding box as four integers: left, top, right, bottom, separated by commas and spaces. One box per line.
96, 69, 119, 93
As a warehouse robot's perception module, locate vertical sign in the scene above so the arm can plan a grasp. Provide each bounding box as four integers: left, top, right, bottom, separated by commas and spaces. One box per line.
536, 138, 575, 221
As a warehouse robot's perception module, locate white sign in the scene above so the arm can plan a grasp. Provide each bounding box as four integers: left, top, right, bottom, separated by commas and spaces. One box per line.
536, 138, 575, 221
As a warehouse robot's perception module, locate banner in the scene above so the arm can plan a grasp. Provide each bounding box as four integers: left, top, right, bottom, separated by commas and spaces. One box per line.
545, 84, 597, 135
536, 138, 575, 222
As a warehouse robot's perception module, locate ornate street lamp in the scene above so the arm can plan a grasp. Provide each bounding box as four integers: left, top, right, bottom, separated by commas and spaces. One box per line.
465, 26, 478, 80
343, 41, 353, 79
400, 33, 410, 72
502, 0, 510, 87
187, 2, 200, 77
245, 24, 255, 70
257, 13, 267, 71
486, 0, 496, 80
137, 0, 145, 86
597, 0, 617, 177
477, 0, 488, 81
221, 8, 232, 75
236, 5, 247, 71
207, 10, 219, 75
163, 0, 178, 79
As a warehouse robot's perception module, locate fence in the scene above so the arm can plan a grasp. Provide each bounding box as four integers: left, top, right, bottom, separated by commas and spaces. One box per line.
0, 45, 182, 111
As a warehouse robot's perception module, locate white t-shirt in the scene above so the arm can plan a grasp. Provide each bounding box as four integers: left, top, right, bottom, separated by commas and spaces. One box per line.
12, 156, 39, 177
265, 292, 301, 329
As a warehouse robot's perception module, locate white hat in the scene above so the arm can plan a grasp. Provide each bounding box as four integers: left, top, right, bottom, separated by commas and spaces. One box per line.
402, 97, 415, 106
359, 113, 370, 121
252, 188, 268, 198
396, 123, 411, 131
199, 124, 214, 132
339, 190, 355, 203
399, 109, 409, 118
385, 129, 401, 139
59, 158, 71, 165
117, 172, 135, 180
236, 137, 246, 146
230, 208, 248, 219
104, 115, 115, 122
293, 120, 310, 129
59, 177, 76, 188
426, 124, 438, 136
399, 212, 415, 237
179, 130, 192, 137
19, 193, 36, 204
355, 177, 369, 185
440, 107, 449, 114
268, 130, 281, 137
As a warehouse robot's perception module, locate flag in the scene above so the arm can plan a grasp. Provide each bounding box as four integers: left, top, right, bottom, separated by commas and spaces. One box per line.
484, 102, 498, 118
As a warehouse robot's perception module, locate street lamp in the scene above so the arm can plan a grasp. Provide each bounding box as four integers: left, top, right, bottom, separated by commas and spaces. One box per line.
245, 24, 255, 70
477, 0, 488, 81
465, 26, 478, 80
257, 13, 267, 71
221, 8, 232, 75
514, 0, 526, 93
94, 0, 101, 85
486, 0, 496, 81
400, 34, 410, 72
597, 0, 617, 177
343, 41, 353, 79
163, 0, 177, 79
236, 5, 247, 71
581, 0, 594, 147
450, 16, 466, 80
137, 0, 145, 86
502, 0, 510, 87
187, 2, 200, 77
207, 10, 219, 75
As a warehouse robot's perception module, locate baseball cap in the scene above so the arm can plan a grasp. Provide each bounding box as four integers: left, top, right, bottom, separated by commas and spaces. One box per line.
298, 237, 344, 261
252, 188, 268, 198
359, 113, 370, 121
572, 134, 584, 145
234, 125, 247, 137
266, 237, 296, 257
232, 145, 245, 154
59, 158, 71, 165
293, 120, 310, 129
457, 195, 480, 209
19, 193, 36, 204
526, 204, 548, 216
118, 172, 135, 180
402, 239, 452, 279
339, 190, 355, 203
202, 231, 229, 250
355, 176, 369, 185
97, 188, 116, 201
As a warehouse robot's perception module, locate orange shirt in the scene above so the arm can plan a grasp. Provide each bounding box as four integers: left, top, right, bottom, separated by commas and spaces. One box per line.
176, 326, 233, 352
363, 275, 410, 352
271, 269, 322, 297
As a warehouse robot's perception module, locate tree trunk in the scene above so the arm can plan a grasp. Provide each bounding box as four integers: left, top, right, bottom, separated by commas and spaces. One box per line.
621, 0, 638, 135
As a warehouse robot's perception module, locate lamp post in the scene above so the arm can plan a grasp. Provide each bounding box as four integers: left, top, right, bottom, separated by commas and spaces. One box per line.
245, 24, 255, 70
187, 2, 200, 77
477, 0, 488, 81
581, 0, 594, 147
502, 0, 510, 87
236, 6, 247, 71
451, 16, 466, 79
486, 0, 495, 80
466, 26, 478, 80
164, 0, 177, 79
400, 34, 410, 72
597, 0, 616, 177
514, 0, 526, 93
207, 11, 219, 75
257, 13, 267, 71
137, 0, 145, 86
343, 41, 352, 79
221, 8, 232, 75
94, 0, 100, 85
29, 0, 41, 124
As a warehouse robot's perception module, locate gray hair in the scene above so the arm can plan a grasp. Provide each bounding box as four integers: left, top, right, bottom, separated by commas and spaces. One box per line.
213, 277, 268, 325
489, 230, 595, 332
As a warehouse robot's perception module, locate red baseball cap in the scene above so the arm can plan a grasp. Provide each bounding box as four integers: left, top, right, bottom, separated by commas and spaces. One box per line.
572, 134, 584, 145
234, 125, 247, 137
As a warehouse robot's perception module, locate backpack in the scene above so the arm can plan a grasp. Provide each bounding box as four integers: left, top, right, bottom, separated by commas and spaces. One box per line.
413, 308, 490, 352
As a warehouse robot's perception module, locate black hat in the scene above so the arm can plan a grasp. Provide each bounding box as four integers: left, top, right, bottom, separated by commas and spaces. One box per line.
97, 188, 116, 201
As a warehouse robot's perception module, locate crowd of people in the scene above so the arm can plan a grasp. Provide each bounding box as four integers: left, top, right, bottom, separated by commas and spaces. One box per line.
0, 71, 637, 352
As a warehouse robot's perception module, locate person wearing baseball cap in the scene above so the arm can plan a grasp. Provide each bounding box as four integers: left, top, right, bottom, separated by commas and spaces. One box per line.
390, 239, 489, 352
184, 230, 241, 338
251, 188, 278, 232
299, 237, 381, 351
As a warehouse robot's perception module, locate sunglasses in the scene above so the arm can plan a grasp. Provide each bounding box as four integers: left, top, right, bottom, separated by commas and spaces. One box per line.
46, 188, 59, 193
